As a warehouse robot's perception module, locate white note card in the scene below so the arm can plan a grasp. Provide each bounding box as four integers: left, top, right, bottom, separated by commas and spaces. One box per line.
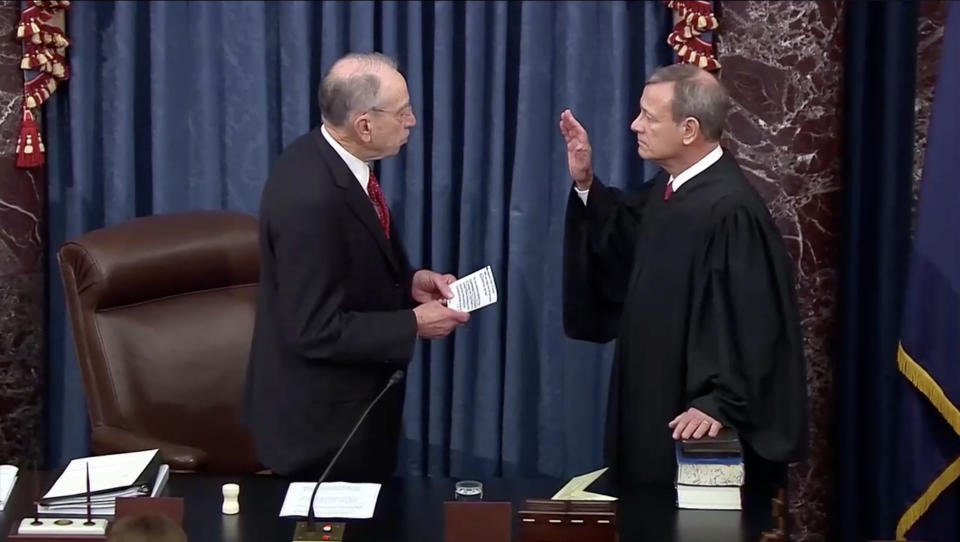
279, 482, 381, 519
447, 265, 498, 312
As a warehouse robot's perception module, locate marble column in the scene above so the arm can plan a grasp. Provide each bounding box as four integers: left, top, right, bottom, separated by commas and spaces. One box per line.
913, 1, 948, 201
0, 0, 45, 467
715, 2, 843, 540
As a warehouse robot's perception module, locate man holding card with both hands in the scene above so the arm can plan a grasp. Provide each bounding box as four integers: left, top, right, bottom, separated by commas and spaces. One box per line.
243, 53, 478, 484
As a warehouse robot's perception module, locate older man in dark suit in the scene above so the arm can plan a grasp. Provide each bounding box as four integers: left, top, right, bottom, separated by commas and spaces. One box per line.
243, 52, 469, 482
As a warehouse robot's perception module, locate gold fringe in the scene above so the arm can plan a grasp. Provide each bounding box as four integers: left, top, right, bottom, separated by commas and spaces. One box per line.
896, 456, 960, 540
895, 342, 960, 539
897, 343, 960, 436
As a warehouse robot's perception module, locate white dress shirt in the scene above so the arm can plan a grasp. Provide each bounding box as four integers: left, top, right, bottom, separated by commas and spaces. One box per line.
321, 124, 371, 195
575, 144, 723, 205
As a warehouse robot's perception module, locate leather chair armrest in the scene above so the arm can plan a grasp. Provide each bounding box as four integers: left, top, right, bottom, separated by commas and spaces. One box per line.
91, 425, 209, 471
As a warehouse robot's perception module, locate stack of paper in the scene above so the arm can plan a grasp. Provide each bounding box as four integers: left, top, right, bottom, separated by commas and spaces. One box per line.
0, 465, 18, 510
39, 449, 167, 516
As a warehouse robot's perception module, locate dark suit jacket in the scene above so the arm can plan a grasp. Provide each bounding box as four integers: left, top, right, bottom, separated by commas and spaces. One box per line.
243, 127, 418, 481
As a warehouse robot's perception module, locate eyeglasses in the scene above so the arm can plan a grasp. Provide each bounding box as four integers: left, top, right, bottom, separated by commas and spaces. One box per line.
369, 104, 414, 120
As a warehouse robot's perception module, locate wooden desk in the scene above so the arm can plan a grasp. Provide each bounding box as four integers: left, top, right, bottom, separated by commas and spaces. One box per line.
0, 472, 771, 541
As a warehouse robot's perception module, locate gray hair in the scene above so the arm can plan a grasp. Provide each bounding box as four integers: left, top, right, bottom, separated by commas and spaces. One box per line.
318, 52, 399, 127
646, 64, 729, 141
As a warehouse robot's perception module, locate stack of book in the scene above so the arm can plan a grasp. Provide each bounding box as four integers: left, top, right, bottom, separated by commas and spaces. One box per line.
39, 449, 169, 516
674, 428, 744, 510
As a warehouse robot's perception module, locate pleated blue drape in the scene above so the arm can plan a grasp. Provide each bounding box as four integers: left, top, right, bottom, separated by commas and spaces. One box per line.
46, 1, 671, 477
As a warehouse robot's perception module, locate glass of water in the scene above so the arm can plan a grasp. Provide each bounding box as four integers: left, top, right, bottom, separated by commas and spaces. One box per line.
454, 480, 483, 501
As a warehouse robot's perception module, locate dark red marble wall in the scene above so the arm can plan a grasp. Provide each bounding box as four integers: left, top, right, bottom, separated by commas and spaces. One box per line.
716, 2, 949, 539
716, 2, 843, 540
0, 0, 44, 466
913, 1, 948, 202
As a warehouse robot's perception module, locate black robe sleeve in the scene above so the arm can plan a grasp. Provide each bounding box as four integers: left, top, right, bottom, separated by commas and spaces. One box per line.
562, 177, 652, 343
684, 201, 808, 463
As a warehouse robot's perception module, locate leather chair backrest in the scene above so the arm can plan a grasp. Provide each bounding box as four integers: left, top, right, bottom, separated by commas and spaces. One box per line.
57, 211, 261, 472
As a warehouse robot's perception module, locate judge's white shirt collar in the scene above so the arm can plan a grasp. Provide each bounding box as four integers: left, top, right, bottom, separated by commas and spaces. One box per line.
320, 124, 371, 195
668, 144, 723, 192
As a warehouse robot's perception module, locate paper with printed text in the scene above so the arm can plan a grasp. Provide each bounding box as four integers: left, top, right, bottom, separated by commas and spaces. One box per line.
447, 265, 498, 312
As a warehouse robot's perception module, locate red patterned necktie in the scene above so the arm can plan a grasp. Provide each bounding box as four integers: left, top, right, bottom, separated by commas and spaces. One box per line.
664, 179, 675, 201
367, 169, 391, 239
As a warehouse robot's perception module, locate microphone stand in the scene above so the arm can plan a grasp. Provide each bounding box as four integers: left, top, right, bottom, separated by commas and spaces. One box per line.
294, 370, 404, 541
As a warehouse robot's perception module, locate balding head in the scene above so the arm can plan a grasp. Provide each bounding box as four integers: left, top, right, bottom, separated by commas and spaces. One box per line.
318, 53, 399, 127
645, 64, 730, 141
317, 52, 416, 162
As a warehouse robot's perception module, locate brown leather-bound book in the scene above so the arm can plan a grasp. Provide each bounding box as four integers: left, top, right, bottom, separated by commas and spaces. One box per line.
679, 427, 742, 457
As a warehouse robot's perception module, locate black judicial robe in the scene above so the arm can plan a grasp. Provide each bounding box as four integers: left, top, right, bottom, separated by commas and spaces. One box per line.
563, 150, 807, 487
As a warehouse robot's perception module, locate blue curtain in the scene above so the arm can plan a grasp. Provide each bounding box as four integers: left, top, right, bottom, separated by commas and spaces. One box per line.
835, 1, 919, 539
45, 1, 672, 477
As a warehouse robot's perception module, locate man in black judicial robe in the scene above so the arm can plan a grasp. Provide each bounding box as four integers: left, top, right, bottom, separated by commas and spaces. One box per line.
560, 64, 807, 504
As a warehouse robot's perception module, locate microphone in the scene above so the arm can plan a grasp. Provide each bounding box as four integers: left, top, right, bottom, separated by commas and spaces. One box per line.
296, 369, 406, 538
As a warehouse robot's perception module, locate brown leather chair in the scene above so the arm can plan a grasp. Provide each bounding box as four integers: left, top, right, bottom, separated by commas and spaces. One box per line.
57, 210, 262, 473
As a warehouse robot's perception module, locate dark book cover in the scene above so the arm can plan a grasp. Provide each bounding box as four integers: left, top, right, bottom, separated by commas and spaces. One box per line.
679, 427, 742, 457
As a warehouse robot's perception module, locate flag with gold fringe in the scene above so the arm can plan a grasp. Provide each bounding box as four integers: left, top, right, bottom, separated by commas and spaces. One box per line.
895, 3, 960, 540
15, 0, 70, 168
664, 0, 720, 71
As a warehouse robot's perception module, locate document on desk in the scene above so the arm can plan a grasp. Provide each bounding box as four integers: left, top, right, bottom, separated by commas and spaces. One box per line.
447, 265, 498, 312
552, 467, 617, 501
43, 449, 159, 500
0, 465, 18, 510
279, 482, 381, 519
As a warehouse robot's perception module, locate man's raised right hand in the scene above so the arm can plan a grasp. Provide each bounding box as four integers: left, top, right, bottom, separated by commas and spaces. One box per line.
559, 109, 594, 190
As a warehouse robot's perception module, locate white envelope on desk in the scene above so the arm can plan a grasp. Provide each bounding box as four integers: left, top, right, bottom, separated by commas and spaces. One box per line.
551, 467, 617, 501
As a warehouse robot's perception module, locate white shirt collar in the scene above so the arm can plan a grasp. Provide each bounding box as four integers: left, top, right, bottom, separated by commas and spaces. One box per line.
320, 124, 371, 195
668, 145, 723, 192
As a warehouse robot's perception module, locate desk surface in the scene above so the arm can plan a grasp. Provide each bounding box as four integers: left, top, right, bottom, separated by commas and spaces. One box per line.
0, 472, 772, 541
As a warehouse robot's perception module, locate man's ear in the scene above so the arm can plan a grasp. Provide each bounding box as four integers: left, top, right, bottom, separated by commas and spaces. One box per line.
354, 114, 373, 142
681, 117, 701, 146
